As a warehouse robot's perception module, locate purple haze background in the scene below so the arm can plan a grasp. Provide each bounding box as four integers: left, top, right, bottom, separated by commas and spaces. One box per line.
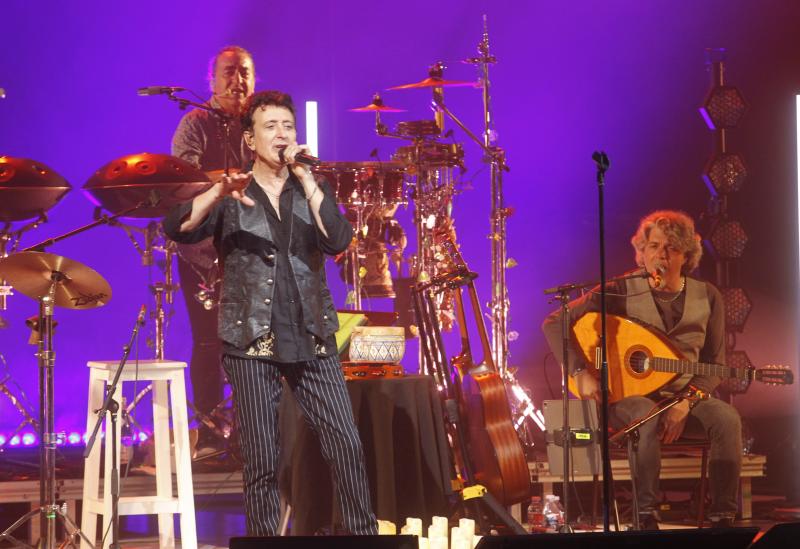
1, 0, 799, 437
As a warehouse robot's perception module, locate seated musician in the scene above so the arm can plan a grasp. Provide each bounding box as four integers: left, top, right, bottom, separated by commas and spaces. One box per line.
542, 210, 742, 529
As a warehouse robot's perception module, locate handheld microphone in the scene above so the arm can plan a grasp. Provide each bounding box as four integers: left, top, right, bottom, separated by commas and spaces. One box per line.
136, 304, 147, 325
137, 86, 186, 96
278, 148, 321, 166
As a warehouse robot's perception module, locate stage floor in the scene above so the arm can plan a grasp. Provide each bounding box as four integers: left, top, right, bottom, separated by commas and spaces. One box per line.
0, 448, 796, 548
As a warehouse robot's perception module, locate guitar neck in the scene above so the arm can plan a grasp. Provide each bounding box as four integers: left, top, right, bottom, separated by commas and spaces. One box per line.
652, 357, 747, 380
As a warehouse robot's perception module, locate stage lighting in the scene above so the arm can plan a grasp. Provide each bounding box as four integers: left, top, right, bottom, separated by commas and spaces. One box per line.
722, 349, 754, 394
708, 220, 748, 259
721, 287, 752, 332
703, 153, 747, 195
700, 85, 747, 130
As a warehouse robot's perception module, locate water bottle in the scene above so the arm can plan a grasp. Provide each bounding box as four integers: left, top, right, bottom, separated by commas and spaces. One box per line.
543, 495, 565, 530
526, 496, 545, 532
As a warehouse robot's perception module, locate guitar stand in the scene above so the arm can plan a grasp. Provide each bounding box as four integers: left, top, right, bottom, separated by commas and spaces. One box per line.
413, 270, 527, 535
442, 398, 528, 535
608, 386, 708, 530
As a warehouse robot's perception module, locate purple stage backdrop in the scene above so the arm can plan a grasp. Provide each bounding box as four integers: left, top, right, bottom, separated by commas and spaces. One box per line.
1, 0, 799, 441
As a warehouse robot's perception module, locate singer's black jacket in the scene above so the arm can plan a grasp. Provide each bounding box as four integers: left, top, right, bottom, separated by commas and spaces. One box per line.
163, 174, 352, 350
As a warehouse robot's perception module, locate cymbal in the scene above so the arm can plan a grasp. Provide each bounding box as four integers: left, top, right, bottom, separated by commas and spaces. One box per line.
83, 153, 212, 218
349, 102, 406, 113
0, 156, 71, 223
0, 251, 112, 309
388, 77, 476, 90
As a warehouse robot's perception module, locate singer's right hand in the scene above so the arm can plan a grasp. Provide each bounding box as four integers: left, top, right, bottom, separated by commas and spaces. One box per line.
215, 171, 254, 206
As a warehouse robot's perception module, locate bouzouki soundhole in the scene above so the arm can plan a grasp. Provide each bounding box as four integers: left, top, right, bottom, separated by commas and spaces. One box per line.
626, 346, 652, 378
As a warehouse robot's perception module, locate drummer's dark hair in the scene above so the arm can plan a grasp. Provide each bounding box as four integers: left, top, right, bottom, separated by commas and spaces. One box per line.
241, 90, 296, 131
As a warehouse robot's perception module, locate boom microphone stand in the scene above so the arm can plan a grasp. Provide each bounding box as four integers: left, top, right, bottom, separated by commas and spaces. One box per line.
83, 306, 147, 549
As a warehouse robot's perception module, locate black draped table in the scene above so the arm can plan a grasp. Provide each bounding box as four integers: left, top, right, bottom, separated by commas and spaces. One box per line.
279, 375, 453, 535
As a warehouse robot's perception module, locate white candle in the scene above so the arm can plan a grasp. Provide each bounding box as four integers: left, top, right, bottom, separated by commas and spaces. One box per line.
458, 518, 475, 541
377, 520, 396, 535
406, 517, 423, 537
418, 537, 430, 549
429, 536, 448, 549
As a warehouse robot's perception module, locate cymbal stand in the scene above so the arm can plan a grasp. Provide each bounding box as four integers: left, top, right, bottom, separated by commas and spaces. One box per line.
462, 16, 511, 377
0, 276, 94, 549
109, 219, 177, 359
111, 222, 177, 434
436, 18, 547, 441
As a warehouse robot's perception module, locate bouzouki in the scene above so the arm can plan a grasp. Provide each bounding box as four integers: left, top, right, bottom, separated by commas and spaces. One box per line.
569, 312, 793, 402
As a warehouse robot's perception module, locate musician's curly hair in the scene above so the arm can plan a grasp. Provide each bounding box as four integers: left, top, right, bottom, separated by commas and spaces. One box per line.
240, 90, 296, 132
631, 210, 703, 274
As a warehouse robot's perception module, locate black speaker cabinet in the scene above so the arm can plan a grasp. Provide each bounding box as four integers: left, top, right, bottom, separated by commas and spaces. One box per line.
474, 528, 759, 548
749, 522, 800, 548
230, 534, 418, 548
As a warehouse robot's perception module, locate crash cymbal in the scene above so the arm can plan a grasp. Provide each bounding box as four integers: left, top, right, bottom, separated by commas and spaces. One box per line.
350, 103, 406, 112
349, 93, 406, 113
349, 103, 407, 113
0, 251, 111, 309
0, 157, 71, 223
83, 152, 212, 218
388, 77, 476, 90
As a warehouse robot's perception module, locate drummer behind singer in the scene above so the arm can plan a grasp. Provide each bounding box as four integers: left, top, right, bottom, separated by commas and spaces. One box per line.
163, 90, 378, 536
170, 45, 255, 455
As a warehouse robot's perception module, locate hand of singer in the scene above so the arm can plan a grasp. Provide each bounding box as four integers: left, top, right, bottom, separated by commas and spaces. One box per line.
280, 144, 318, 193
659, 399, 690, 444
212, 171, 255, 207
574, 369, 601, 404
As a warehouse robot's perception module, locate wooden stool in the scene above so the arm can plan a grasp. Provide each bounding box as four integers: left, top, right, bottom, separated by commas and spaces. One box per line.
81, 360, 197, 549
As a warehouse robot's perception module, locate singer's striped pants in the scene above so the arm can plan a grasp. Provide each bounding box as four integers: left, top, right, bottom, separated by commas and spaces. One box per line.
223, 354, 378, 536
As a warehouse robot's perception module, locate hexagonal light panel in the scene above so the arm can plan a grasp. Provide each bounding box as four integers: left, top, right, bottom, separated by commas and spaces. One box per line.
708, 220, 748, 259
703, 153, 748, 195
721, 349, 753, 394
699, 85, 747, 130
720, 287, 752, 332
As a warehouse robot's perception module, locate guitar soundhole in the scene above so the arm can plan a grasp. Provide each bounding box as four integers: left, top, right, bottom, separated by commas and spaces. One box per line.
629, 350, 650, 374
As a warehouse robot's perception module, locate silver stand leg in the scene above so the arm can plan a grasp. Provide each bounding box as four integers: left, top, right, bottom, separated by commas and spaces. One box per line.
0, 278, 94, 549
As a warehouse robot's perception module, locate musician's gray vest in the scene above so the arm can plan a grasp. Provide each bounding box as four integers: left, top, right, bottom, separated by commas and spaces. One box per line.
625, 276, 710, 393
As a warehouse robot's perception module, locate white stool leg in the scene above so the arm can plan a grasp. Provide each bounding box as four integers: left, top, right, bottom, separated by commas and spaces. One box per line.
99, 388, 120, 549
169, 372, 197, 549
81, 369, 104, 549
152, 379, 175, 548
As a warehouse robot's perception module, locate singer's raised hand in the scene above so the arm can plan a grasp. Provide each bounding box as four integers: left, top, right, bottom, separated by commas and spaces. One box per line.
218, 171, 254, 206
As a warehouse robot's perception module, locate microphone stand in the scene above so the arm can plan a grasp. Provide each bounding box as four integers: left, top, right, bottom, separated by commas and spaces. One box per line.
163, 91, 233, 176
593, 151, 612, 532
83, 307, 146, 549
544, 266, 648, 533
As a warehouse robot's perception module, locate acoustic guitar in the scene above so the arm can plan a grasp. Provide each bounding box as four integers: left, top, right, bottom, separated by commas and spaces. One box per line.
442, 238, 531, 506
569, 312, 793, 402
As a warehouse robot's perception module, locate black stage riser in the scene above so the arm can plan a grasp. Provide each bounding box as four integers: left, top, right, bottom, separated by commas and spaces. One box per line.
229, 524, 800, 549
230, 534, 417, 548
474, 524, 800, 548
